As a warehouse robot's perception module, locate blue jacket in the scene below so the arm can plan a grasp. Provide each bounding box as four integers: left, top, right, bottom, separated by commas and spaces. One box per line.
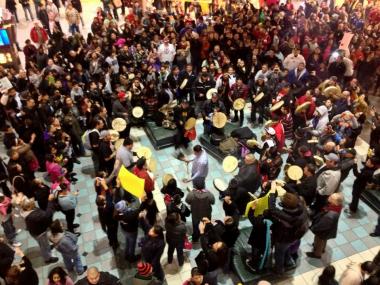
51, 231, 79, 257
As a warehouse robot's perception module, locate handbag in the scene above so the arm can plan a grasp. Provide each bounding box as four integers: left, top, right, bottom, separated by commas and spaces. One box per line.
184, 235, 192, 251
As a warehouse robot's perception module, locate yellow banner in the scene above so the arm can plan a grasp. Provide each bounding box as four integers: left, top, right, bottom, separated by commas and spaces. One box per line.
118, 165, 145, 198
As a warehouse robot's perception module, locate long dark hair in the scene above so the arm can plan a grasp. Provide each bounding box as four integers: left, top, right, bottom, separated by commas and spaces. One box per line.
318, 265, 336, 285
48, 267, 68, 284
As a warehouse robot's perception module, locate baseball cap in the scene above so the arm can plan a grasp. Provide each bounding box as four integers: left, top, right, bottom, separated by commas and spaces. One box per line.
324, 153, 340, 162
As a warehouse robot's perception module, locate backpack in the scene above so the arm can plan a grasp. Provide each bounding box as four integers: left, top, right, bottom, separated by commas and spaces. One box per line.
219, 137, 238, 155
82, 129, 99, 150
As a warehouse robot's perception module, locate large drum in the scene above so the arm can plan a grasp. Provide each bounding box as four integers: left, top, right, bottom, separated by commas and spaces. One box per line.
213, 178, 228, 192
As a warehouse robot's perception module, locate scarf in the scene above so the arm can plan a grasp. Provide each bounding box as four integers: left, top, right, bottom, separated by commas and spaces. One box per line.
323, 204, 343, 213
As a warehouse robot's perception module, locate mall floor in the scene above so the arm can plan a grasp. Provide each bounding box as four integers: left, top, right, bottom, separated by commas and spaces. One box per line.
1, 1, 380, 284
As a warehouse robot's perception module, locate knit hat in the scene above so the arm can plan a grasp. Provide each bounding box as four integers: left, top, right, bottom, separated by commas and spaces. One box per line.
115, 200, 126, 212
118, 91, 126, 99
137, 262, 152, 276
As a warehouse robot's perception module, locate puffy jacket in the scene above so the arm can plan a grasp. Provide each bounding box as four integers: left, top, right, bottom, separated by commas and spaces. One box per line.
49, 231, 78, 256
267, 202, 309, 243
165, 220, 186, 246
24, 202, 55, 236
310, 208, 341, 240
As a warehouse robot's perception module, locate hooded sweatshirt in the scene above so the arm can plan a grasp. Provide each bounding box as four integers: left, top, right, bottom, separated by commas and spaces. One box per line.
310, 105, 329, 136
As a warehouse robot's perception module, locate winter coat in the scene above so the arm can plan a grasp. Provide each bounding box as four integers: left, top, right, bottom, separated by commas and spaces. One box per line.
310, 207, 341, 240
235, 162, 261, 194
316, 166, 341, 196
30, 27, 49, 44
285, 176, 317, 206
165, 220, 186, 246
49, 231, 79, 257
141, 236, 165, 269
185, 189, 215, 221
266, 202, 309, 244
24, 201, 55, 236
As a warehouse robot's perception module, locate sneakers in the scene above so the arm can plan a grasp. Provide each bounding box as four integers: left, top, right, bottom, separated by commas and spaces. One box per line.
370, 232, 380, 237
45, 257, 59, 264
12, 241, 22, 247
16, 229, 22, 234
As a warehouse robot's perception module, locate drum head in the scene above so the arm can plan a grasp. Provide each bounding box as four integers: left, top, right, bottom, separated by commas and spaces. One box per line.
212, 112, 227, 128
137, 146, 152, 160
233, 98, 246, 111
213, 178, 228, 191
132, 106, 144, 118
287, 165, 303, 181
270, 100, 284, 112
222, 156, 238, 173
112, 118, 127, 132
206, 88, 218, 100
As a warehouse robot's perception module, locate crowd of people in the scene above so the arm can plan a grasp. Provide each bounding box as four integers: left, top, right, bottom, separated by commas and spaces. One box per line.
0, 0, 380, 284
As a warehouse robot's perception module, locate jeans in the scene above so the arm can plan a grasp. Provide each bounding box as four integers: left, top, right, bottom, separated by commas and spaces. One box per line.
124, 231, 137, 259
274, 241, 293, 274
192, 219, 201, 242
204, 268, 219, 285
62, 208, 76, 232
62, 251, 84, 273
167, 243, 184, 266
2, 217, 16, 243
251, 103, 265, 124
22, 5, 34, 20
69, 23, 80, 34
32, 231, 52, 261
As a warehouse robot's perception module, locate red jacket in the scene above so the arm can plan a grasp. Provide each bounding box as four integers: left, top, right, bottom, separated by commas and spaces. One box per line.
296, 95, 316, 120
30, 27, 48, 44
133, 167, 154, 193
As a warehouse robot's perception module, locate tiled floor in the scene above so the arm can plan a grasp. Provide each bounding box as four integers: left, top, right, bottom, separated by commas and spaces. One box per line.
2, 117, 379, 285
0, 1, 379, 284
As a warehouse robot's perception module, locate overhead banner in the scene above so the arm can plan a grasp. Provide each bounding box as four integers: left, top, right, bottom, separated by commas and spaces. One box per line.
118, 165, 145, 198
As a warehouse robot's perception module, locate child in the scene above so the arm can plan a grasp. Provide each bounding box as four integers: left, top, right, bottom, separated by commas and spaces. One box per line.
48, 220, 87, 275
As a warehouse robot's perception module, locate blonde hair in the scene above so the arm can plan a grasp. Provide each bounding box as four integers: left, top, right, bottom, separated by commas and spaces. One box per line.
21, 198, 36, 211
330, 192, 344, 206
